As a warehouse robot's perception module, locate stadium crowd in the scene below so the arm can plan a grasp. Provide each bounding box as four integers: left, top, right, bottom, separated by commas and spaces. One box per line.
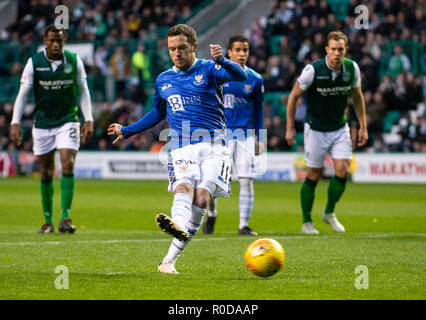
0, 0, 425, 154
245, 0, 426, 152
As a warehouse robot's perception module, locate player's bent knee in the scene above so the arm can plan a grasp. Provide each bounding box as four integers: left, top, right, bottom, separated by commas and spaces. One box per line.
174, 181, 194, 196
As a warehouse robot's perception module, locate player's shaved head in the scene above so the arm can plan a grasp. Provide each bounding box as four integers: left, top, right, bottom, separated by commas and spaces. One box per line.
167, 24, 197, 46
44, 24, 67, 40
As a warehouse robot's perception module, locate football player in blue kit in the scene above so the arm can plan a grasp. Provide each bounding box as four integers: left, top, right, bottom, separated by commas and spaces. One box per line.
108, 24, 246, 274
203, 35, 265, 236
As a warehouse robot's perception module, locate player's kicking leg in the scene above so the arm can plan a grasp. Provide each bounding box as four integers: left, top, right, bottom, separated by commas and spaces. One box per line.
157, 203, 206, 274
156, 182, 193, 274
156, 213, 189, 242
158, 185, 209, 274
156, 183, 193, 242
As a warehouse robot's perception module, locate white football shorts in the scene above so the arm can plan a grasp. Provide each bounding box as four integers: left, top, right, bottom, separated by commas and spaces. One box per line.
167, 140, 232, 198
304, 122, 352, 168
228, 135, 256, 178
32, 122, 80, 156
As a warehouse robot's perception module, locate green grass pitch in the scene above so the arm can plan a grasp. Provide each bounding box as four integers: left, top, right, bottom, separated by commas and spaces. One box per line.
0, 177, 425, 300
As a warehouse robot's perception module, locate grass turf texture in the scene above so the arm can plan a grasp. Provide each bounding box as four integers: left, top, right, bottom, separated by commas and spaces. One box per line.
0, 177, 425, 300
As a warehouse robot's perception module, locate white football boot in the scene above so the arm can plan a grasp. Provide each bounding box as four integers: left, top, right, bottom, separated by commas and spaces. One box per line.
322, 213, 345, 233
158, 259, 179, 274
301, 222, 320, 234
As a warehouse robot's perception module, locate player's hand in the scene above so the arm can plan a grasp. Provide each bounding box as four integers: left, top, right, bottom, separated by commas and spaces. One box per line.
255, 141, 265, 156
285, 127, 296, 146
209, 44, 223, 61
81, 121, 94, 144
357, 127, 368, 147
9, 123, 22, 146
107, 123, 124, 145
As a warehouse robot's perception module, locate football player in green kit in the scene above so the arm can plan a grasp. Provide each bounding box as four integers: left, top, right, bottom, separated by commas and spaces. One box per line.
286, 31, 368, 234
10, 25, 94, 234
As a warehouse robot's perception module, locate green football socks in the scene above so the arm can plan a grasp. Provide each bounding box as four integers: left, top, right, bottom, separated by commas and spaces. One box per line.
325, 175, 348, 214
300, 178, 318, 223
41, 179, 54, 224
60, 173, 75, 221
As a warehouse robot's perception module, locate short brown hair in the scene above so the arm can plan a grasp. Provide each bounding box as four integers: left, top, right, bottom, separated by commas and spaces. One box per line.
326, 31, 348, 47
167, 24, 197, 46
228, 35, 249, 50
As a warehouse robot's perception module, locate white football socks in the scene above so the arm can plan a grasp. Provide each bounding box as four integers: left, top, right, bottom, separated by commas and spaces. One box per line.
170, 192, 192, 227
238, 178, 254, 230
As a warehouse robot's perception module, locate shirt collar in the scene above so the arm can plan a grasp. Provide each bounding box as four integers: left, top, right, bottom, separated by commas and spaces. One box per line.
325, 55, 344, 73
173, 58, 199, 73
43, 49, 66, 64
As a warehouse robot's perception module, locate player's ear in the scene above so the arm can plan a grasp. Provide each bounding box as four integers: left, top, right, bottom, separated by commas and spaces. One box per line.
193, 42, 198, 52
43, 35, 49, 47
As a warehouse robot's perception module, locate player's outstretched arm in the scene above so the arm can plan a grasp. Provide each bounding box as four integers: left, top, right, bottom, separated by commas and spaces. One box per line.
286, 82, 305, 146
107, 105, 166, 144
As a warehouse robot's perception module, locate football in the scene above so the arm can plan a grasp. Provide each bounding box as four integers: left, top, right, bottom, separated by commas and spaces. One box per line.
244, 238, 285, 277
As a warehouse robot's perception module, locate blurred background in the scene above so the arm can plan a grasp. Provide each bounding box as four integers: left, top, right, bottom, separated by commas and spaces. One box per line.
0, 0, 425, 180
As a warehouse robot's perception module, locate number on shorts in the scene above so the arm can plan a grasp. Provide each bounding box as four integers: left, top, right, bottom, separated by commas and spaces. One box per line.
220, 161, 230, 182
69, 127, 77, 140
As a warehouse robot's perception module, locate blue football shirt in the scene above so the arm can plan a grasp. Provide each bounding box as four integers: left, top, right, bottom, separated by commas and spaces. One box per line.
222, 66, 264, 138
121, 57, 247, 149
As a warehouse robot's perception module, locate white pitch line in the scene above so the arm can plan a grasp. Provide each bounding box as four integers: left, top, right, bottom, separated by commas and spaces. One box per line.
272, 233, 426, 240
0, 233, 424, 246
0, 237, 227, 246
